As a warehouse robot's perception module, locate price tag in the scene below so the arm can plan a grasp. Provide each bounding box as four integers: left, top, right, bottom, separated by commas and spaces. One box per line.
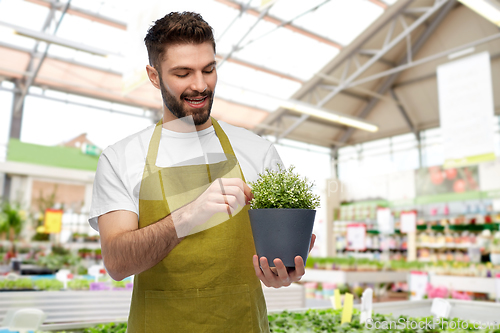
409, 271, 428, 300
430, 298, 452, 318
346, 224, 366, 251
400, 211, 417, 233
360, 288, 373, 323
56, 269, 72, 289
89, 265, 106, 282
341, 293, 353, 324
377, 208, 394, 234
331, 289, 342, 310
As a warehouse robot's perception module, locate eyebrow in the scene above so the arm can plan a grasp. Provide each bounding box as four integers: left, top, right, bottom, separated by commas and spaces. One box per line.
169, 61, 217, 72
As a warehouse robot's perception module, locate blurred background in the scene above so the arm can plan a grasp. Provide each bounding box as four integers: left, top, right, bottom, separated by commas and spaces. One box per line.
1, 0, 500, 330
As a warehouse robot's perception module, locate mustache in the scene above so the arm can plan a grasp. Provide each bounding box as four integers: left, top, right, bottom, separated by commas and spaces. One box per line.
181, 90, 212, 99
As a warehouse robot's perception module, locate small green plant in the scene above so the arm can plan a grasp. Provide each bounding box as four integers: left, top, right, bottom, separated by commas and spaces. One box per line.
249, 165, 320, 210
68, 279, 90, 290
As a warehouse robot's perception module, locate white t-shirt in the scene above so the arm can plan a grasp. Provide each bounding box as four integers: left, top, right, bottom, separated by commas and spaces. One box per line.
89, 121, 282, 231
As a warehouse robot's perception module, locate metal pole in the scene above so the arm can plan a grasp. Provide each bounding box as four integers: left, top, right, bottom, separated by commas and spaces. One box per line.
12, 0, 72, 116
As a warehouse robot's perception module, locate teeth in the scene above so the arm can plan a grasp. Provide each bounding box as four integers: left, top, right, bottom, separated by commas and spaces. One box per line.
186, 97, 206, 105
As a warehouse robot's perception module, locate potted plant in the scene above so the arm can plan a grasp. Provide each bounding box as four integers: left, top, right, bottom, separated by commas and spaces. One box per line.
248, 165, 320, 267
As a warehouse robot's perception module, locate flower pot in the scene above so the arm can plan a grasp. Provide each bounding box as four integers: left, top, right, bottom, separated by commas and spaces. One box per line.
248, 208, 315, 268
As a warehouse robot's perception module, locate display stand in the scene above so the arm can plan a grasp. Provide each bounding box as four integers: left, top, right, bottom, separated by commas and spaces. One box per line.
429, 275, 496, 294
302, 269, 408, 284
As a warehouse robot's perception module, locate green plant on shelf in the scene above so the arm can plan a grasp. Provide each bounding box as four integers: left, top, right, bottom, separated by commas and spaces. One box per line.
67, 279, 90, 290
37, 252, 81, 271
34, 307, 500, 332
34, 278, 64, 291
0, 278, 34, 290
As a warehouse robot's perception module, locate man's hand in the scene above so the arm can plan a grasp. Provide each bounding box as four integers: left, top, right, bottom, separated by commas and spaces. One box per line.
174, 178, 253, 236
253, 234, 316, 288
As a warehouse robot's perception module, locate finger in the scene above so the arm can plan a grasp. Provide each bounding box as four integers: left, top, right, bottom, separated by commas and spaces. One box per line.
222, 189, 247, 208
259, 257, 278, 282
253, 255, 269, 285
243, 182, 254, 203
225, 195, 240, 214
217, 180, 247, 208
291, 256, 305, 280
218, 178, 245, 193
273, 259, 291, 286
309, 234, 316, 252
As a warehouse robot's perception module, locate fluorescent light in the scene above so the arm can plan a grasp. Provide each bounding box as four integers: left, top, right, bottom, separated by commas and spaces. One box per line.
0, 22, 117, 57
458, 0, 500, 26
280, 100, 379, 132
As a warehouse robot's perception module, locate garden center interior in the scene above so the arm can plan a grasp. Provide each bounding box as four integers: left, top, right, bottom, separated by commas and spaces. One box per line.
1, 0, 500, 331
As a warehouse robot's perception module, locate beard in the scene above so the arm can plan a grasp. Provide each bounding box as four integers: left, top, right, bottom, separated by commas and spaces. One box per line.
158, 73, 214, 126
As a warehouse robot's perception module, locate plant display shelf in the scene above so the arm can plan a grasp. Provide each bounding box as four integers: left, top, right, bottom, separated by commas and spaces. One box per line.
363, 299, 500, 323
302, 269, 408, 284
0, 283, 305, 331
429, 274, 497, 294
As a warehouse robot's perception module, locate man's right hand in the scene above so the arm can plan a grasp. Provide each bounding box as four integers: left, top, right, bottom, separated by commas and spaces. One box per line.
172, 178, 253, 236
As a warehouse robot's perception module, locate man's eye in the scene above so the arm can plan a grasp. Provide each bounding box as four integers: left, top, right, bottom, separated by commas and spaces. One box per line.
176, 74, 188, 78
204, 68, 215, 74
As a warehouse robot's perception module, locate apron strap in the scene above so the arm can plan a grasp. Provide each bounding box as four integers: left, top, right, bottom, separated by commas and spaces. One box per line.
145, 117, 246, 182
145, 119, 163, 167
211, 117, 235, 157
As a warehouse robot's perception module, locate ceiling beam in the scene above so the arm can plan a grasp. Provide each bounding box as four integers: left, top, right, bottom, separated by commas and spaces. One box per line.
390, 88, 419, 139
254, 0, 414, 136
394, 51, 500, 88
368, 0, 388, 9
0, 21, 117, 56
333, 0, 457, 150
25, 0, 127, 30
214, 0, 343, 49
216, 54, 303, 83
0, 41, 122, 75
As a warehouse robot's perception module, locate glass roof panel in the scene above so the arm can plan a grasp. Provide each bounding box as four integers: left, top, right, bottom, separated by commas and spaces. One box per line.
0, 0, 390, 116
291, 0, 384, 46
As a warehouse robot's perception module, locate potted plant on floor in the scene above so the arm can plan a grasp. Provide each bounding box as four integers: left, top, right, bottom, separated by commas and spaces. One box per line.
248, 165, 320, 267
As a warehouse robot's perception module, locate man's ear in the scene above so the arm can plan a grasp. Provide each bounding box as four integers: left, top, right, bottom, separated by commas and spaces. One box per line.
146, 65, 161, 90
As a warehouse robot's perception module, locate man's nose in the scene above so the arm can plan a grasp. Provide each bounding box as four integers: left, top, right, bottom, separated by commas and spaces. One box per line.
190, 73, 207, 93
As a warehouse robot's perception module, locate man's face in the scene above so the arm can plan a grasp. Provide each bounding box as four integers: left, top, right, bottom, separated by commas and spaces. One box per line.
157, 42, 217, 126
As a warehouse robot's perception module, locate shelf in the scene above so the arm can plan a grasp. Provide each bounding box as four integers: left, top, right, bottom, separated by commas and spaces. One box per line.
365, 299, 500, 323
429, 275, 496, 294
416, 243, 470, 249
302, 269, 408, 284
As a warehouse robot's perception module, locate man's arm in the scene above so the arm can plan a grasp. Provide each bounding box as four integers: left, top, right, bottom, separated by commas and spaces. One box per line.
98, 178, 252, 281
98, 210, 182, 281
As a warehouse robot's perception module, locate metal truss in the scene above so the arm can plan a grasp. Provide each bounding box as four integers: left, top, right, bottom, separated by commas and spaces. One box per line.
259, 0, 461, 145
12, 0, 72, 118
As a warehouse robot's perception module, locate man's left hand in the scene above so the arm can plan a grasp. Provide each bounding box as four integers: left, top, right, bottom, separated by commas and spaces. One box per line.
253, 234, 316, 288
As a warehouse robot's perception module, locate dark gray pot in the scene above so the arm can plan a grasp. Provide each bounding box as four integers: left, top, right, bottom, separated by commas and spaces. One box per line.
248, 208, 315, 268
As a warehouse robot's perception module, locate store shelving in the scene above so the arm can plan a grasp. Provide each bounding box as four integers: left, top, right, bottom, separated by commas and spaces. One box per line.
302, 269, 408, 284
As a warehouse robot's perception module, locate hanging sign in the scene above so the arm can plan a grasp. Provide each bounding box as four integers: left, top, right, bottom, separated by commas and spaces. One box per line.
437, 51, 496, 168
44, 209, 63, 233
377, 208, 393, 234
346, 224, 366, 251
400, 211, 417, 233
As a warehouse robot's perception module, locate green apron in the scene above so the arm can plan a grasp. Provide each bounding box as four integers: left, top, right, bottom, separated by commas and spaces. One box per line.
127, 117, 269, 333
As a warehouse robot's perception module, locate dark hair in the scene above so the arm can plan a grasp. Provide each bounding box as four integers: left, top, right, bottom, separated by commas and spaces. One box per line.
144, 11, 216, 70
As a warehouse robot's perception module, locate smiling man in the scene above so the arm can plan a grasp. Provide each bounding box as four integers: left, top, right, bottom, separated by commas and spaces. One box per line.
89, 11, 314, 333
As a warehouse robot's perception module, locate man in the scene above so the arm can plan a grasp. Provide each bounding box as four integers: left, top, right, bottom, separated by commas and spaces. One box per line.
89, 11, 315, 332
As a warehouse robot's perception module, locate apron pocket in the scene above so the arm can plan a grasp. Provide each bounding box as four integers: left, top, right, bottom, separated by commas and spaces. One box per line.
145, 284, 253, 333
